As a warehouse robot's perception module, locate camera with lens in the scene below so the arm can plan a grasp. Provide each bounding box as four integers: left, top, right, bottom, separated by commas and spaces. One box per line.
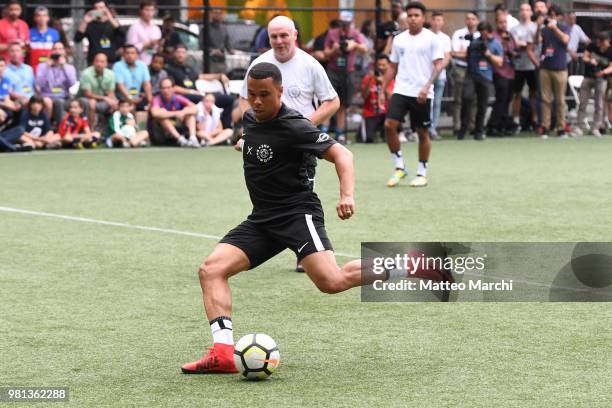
339, 34, 349, 54
465, 33, 487, 56
531, 11, 549, 26
50, 53, 61, 61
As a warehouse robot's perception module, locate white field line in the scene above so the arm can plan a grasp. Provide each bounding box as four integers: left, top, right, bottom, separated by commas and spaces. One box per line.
0, 147, 229, 158
0, 206, 356, 258
1, 205, 611, 296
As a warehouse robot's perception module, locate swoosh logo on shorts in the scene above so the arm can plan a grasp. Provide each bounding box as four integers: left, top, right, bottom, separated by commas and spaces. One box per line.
298, 242, 309, 253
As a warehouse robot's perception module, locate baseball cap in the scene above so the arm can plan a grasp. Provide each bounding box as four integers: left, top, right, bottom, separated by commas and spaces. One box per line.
339, 10, 353, 24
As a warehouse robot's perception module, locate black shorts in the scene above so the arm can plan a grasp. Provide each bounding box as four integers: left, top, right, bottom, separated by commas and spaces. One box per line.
513, 70, 539, 93
327, 69, 355, 107
220, 213, 333, 269
386, 94, 431, 129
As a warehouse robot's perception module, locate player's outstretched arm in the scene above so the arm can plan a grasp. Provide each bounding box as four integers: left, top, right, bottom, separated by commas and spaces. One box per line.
322, 144, 355, 220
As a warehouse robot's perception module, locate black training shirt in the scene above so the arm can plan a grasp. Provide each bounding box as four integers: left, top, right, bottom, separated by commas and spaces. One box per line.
242, 104, 336, 223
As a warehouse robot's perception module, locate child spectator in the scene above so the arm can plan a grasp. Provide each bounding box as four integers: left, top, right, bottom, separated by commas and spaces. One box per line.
359, 54, 394, 143
107, 99, 149, 148
19, 95, 60, 149
196, 93, 233, 146
58, 99, 101, 148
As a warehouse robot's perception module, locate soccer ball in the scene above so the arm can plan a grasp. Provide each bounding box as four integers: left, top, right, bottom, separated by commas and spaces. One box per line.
233, 333, 280, 380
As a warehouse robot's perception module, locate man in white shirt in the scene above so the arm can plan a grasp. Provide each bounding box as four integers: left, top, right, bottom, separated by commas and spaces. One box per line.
239, 16, 339, 127
239, 15, 339, 273
450, 11, 480, 135
382, 1, 444, 188
429, 12, 451, 140
126, 0, 162, 66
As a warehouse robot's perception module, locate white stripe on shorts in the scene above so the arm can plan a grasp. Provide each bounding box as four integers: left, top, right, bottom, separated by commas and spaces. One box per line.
305, 214, 324, 252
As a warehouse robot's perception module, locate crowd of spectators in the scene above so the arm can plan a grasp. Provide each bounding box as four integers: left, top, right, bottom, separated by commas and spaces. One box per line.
1, 0, 610, 153
311, 0, 611, 142
0, 0, 238, 152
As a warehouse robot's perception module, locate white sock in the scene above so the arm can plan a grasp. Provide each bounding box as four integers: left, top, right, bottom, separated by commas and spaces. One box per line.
391, 151, 404, 170
513, 116, 520, 124
417, 161, 427, 177
210, 316, 234, 345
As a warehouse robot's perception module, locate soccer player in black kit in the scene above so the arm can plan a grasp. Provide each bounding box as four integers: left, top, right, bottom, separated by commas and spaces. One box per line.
181, 62, 363, 374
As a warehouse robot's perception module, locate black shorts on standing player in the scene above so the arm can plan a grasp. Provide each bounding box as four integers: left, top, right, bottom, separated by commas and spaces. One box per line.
385, 93, 432, 129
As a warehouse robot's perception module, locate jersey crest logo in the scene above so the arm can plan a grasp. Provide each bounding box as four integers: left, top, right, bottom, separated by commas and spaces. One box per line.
288, 85, 302, 98
256, 144, 274, 163
316, 133, 330, 143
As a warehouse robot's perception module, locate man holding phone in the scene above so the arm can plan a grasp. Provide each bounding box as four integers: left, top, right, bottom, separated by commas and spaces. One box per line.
35, 41, 77, 126
75, 0, 121, 65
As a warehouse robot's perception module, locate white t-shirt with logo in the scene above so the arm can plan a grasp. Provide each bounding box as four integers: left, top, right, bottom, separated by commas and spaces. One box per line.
434, 31, 452, 81
241, 48, 337, 119
390, 28, 444, 99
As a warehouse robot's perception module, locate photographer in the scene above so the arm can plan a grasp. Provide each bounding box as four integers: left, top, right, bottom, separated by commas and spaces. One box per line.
487, 13, 518, 136
458, 22, 504, 141
450, 11, 480, 136
324, 11, 368, 144
360, 54, 394, 143
573, 32, 612, 137
534, 2, 571, 138
35, 41, 77, 126
75, 0, 121, 65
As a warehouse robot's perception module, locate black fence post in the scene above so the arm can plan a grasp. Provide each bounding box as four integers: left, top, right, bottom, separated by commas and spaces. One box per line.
202, 0, 210, 73
375, 0, 382, 27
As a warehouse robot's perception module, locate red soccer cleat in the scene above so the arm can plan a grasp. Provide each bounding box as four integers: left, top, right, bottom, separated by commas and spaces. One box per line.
181, 343, 238, 374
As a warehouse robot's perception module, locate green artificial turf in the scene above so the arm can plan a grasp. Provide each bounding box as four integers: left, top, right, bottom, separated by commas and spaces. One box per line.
1, 136, 611, 407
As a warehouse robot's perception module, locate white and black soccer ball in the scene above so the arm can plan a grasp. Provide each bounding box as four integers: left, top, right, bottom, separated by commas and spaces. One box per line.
233, 333, 280, 380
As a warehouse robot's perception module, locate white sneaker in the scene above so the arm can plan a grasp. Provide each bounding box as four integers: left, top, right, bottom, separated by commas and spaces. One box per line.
122, 141, 131, 148
200, 139, 208, 147
398, 132, 408, 143
188, 136, 200, 148
105, 138, 113, 148
571, 127, 584, 137
592, 128, 602, 138
409, 175, 428, 187
178, 136, 189, 147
